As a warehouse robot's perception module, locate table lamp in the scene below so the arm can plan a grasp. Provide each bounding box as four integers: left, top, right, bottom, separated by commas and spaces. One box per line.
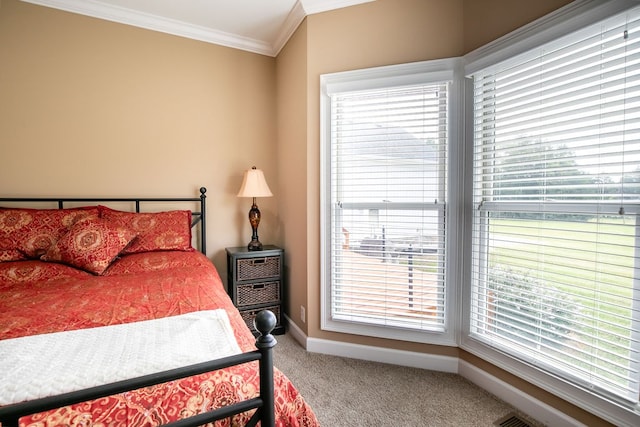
237, 166, 273, 251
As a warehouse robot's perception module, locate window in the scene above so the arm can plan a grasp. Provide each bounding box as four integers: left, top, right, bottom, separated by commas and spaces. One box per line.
469, 3, 640, 416
320, 59, 460, 344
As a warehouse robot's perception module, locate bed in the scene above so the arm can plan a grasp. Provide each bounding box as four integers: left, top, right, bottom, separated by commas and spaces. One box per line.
0, 188, 319, 427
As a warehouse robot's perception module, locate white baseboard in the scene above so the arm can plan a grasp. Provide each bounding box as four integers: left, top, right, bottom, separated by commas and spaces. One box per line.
283, 314, 307, 347
284, 315, 457, 372
305, 336, 459, 373
282, 315, 582, 426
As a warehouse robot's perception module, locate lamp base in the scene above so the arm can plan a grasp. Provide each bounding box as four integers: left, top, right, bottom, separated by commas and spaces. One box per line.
247, 239, 263, 251
247, 201, 263, 251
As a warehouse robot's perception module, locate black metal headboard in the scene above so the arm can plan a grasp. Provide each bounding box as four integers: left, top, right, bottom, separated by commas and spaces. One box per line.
0, 187, 208, 255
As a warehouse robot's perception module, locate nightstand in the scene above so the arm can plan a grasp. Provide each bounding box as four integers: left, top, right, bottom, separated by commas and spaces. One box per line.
226, 245, 285, 335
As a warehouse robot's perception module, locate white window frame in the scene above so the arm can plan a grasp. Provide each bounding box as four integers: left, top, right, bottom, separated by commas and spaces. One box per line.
320, 58, 463, 345
461, 1, 640, 426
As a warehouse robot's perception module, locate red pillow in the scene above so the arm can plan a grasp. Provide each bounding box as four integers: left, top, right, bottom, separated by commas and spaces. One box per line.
41, 217, 137, 275
98, 206, 193, 254
0, 207, 99, 259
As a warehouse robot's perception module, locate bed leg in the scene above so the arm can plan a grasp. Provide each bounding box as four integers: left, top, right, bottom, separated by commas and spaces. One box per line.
254, 310, 277, 427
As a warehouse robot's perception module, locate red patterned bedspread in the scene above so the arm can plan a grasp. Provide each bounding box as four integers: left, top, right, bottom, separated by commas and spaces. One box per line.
0, 251, 319, 427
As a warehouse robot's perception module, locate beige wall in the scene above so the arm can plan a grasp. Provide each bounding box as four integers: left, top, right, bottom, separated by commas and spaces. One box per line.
463, 0, 574, 53
0, 0, 279, 275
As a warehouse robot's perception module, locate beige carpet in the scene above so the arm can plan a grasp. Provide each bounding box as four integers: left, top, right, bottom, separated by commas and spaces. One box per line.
272, 333, 544, 427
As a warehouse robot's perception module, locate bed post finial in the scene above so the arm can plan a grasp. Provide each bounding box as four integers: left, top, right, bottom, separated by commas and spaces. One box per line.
254, 309, 277, 339
200, 187, 207, 196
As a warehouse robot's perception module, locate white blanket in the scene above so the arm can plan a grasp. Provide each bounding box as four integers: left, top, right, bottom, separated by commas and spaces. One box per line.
0, 309, 242, 405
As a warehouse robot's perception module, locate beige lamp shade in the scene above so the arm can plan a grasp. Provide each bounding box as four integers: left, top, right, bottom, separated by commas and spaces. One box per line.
237, 166, 273, 198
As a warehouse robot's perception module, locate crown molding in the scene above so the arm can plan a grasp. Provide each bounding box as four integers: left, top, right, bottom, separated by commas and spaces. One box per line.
21, 0, 275, 56
271, 0, 373, 55
21, 0, 374, 57
272, 1, 307, 57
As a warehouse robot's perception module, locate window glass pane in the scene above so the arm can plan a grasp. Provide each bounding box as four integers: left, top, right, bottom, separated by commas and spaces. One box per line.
471, 6, 640, 404
329, 82, 448, 332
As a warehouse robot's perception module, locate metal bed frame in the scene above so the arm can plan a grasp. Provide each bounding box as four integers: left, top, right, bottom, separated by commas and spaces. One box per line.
0, 187, 277, 427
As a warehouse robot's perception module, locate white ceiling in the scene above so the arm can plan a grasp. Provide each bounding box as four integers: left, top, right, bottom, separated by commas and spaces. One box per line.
22, 0, 374, 56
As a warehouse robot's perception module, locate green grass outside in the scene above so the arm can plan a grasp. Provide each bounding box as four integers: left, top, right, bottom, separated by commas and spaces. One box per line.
488, 217, 634, 302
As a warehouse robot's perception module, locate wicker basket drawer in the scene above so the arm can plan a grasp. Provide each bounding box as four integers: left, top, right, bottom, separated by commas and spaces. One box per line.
236, 256, 280, 282
240, 305, 281, 333
236, 281, 280, 307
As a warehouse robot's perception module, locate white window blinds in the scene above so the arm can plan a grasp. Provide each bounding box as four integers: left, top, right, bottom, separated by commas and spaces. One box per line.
327, 81, 449, 333
470, 6, 640, 405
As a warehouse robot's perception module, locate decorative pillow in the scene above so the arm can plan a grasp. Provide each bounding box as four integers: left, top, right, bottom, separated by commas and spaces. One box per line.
0, 207, 99, 259
41, 217, 137, 275
98, 206, 193, 254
